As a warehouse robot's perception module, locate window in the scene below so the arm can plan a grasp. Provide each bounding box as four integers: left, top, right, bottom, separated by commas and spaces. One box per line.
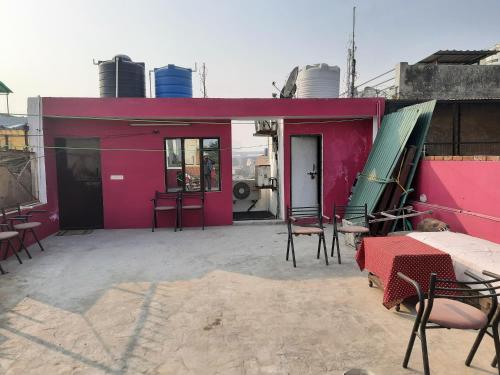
165, 138, 220, 192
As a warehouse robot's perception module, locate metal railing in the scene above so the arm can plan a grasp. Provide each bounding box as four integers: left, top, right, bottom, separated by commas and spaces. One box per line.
424, 141, 500, 156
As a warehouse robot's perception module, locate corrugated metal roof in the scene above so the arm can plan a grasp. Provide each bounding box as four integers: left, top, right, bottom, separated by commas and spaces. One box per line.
400, 100, 436, 198
0, 114, 27, 128
347, 108, 421, 215
418, 50, 496, 65
0, 81, 12, 94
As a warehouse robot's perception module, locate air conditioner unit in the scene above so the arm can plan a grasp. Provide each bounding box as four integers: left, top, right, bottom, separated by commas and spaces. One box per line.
232, 179, 260, 201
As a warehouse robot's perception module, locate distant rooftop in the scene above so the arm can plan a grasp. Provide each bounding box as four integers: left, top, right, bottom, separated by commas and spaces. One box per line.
0, 114, 27, 129
418, 50, 497, 65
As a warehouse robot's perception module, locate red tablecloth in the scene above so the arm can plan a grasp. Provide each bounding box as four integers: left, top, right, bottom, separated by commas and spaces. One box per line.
356, 236, 456, 309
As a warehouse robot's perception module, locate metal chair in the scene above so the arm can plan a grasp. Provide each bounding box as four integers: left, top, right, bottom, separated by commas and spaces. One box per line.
179, 191, 205, 230
151, 191, 180, 232
9, 204, 47, 253
398, 270, 500, 375
286, 206, 329, 268
331, 203, 369, 264
0, 208, 32, 270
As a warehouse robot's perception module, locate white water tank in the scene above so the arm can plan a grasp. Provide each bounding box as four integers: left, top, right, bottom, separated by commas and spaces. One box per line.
296, 63, 340, 98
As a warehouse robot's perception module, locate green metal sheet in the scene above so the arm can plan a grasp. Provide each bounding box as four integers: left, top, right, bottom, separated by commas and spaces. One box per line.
398, 100, 436, 201
0, 81, 12, 94
347, 108, 421, 215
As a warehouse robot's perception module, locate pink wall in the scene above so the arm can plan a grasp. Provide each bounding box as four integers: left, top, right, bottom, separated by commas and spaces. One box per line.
283, 118, 373, 218
413, 160, 500, 243
43, 97, 384, 120
43, 118, 232, 229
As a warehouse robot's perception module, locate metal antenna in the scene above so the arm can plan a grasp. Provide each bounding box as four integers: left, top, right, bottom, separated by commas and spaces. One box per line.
349, 6, 357, 98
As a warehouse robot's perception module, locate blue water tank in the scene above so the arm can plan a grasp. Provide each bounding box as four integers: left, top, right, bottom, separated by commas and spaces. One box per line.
154, 65, 193, 98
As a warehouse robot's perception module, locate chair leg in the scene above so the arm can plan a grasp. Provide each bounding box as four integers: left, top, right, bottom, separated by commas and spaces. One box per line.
403, 318, 421, 369
18, 233, 32, 259
336, 232, 341, 264
174, 209, 178, 232
492, 324, 500, 374
317, 235, 321, 259
492, 355, 498, 368
322, 234, 329, 266
0, 262, 5, 274
152, 210, 156, 232
290, 235, 296, 268
202, 208, 205, 230
466, 325, 489, 366
30, 229, 44, 252
331, 232, 336, 257
7, 239, 22, 264
286, 234, 291, 261
419, 326, 431, 375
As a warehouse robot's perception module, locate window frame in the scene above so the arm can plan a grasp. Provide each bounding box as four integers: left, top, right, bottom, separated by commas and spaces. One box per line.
164, 137, 221, 193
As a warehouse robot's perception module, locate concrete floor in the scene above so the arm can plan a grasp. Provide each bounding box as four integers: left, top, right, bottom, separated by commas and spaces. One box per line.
0, 225, 496, 375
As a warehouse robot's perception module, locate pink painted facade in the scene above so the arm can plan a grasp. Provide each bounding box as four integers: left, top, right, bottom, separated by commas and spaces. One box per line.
413, 160, 500, 243
283, 118, 373, 218
43, 118, 233, 229
28, 97, 384, 236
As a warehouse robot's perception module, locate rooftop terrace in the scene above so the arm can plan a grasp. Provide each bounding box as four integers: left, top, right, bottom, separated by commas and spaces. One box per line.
0, 225, 496, 374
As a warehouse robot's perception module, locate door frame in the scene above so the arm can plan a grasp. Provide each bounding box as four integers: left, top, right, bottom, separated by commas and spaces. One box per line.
55, 137, 104, 230
289, 134, 323, 210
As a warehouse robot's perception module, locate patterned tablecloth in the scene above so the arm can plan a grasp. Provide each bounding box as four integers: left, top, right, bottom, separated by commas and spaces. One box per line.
356, 236, 457, 309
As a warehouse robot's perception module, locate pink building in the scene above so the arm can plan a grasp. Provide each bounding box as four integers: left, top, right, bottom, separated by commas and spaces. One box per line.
27, 97, 384, 232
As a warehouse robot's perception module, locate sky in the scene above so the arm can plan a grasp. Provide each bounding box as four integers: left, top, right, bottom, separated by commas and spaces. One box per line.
1, 0, 500, 147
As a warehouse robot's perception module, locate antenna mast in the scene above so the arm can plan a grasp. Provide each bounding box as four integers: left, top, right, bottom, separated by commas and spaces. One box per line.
349, 6, 356, 98
200, 63, 208, 98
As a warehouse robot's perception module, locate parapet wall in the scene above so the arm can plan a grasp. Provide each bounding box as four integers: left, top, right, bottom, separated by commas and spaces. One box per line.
396, 62, 500, 100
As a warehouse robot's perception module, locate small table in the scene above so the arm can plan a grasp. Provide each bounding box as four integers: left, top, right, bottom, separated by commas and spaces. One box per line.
356, 236, 457, 309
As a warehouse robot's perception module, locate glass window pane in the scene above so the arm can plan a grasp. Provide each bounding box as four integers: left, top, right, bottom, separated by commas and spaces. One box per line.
202, 138, 219, 149
165, 138, 183, 192
184, 139, 201, 191
202, 147, 220, 191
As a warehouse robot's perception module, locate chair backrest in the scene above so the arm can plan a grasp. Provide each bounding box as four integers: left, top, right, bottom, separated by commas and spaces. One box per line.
153, 191, 179, 207
287, 206, 323, 227
180, 191, 205, 206
0, 207, 16, 230
424, 270, 500, 326
334, 203, 368, 227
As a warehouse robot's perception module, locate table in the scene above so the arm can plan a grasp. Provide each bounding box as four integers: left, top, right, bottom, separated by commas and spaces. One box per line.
356, 236, 457, 309
408, 232, 500, 282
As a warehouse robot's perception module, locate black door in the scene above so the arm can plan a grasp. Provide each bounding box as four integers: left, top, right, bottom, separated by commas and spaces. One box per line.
55, 138, 104, 229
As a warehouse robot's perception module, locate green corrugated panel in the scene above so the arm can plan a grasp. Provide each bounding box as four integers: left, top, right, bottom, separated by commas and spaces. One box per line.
398, 100, 436, 207
347, 108, 421, 215
0, 81, 12, 94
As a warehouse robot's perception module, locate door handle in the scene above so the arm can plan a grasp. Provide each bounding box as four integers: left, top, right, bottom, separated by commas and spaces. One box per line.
307, 164, 317, 180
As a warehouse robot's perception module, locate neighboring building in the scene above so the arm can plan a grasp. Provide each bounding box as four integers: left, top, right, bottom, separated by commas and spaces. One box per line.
395, 50, 500, 100
385, 99, 500, 156
0, 114, 28, 150
481, 43, 500, 65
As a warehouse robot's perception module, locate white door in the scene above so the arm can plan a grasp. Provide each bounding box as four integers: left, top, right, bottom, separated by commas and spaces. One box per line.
291, 136, 320, 207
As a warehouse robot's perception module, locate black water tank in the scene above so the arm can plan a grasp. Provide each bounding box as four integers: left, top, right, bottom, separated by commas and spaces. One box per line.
98, 55, 145, 97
